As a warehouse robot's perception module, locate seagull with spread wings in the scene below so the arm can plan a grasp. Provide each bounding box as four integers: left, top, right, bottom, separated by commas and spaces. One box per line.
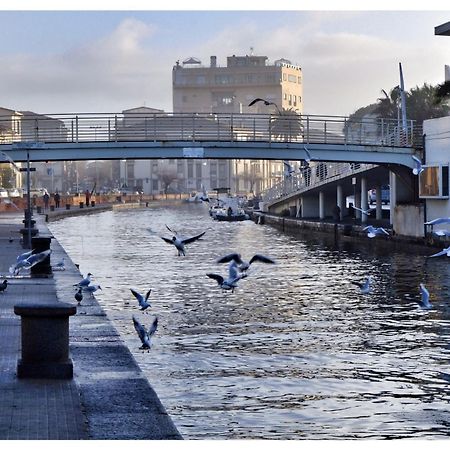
216, 253, 275, 275
130, 288, 152, 311
161, 229, 206, 256
132, 315, 158, 350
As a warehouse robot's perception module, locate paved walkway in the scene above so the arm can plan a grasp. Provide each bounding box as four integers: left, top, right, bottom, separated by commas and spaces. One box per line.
0, 211, 182, 440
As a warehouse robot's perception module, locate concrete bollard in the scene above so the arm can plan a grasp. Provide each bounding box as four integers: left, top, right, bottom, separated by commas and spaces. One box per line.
14, 302, 76, 379
90, 200, 95, 207
31, 236, 53, 276
79, 202, 84, 208
65, 203, 71, 210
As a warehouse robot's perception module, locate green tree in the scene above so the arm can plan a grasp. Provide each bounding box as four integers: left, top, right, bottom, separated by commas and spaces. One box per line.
270, 108, 304, 141
435, 80, 450, 104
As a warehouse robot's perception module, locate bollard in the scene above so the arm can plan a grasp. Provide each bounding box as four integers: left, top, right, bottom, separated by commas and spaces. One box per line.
14, 302, 76, 379
36, 206, 42, 214
65, 203, 71, 210
50, 205, 55, 211
90, 200, 95, 207
31, 236, 53, 276
79, 202, 84, 208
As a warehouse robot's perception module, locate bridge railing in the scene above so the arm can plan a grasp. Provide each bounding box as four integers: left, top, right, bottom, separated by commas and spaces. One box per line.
0, 112, 422, 148
262, 162, 376, 205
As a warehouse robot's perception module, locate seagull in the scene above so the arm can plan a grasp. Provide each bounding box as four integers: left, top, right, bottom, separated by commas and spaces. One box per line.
351, 276, 372, 294
74, 272, 93, 288
0, 279, 8, 293
53, 257, 66, 271
74, 288, 83, 304
83, 284, 102, 293
283, 160, 296, 177
363, 225, 390, 238
427, 246, 450, 258
418, 283, 432, 309
433, 229, 450, 237
130, 288, 152, 311
9, 249, 51, 275
9, 258, 32, 276
412, 155, 424, 176
248, 97, 281, 113
25, 249, 52, 268
132, 315, 158, 350
353, 206, 373, 216
425, 217, 450, 226
216, 253, 275, 275
16, 249, 34, 262
161, 230, 206, 256
207, 261, 245, 292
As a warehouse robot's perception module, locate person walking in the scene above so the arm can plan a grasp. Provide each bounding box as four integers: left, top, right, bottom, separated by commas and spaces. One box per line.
54, 191, 61, 208
85, 189, 91, 207
43, 191, 50, 210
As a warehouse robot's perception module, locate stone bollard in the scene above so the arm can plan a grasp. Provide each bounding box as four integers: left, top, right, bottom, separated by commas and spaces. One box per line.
79, 202, 84, 208
14, 302, 76, 379
90, 200, 95, 207
50, 205, 55, 212
31, 236, 53, 276
65, 203, 71, 210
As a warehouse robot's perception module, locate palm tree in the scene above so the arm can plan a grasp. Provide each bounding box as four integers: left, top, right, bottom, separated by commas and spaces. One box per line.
269, 108, 304, 142
435, 80, 450, 104
374, 86, 401, 120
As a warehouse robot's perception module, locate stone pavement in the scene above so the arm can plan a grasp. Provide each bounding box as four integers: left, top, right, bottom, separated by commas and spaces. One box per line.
0, 211, 182, 440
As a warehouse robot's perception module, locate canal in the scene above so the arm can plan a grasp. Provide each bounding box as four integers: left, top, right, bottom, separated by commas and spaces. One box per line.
48, 203, 450, 439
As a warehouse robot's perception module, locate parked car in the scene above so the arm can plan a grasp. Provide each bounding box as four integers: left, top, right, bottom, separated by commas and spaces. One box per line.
368, 185, 390, 204
0, 188, 8, 198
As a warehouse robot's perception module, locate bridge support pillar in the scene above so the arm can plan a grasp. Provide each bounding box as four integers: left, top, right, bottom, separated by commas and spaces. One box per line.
389, 171, 397, 226
319, 191, 325, 220
337, 184, 344, 221
302, 195, 319, 218
375, 183, 383, 220
361, 177, 368, 224
354, 188, 361, 220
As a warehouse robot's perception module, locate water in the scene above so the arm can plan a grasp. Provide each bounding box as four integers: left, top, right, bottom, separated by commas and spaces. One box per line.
48, 203, 450, 439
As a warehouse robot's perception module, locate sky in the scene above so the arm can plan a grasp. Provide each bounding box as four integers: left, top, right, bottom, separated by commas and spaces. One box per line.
0, 2, 449, 117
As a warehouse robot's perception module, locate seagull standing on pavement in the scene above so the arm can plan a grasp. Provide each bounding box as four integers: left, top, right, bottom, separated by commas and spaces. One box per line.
83, 284, 102, 293
0, 279, 8, 294
351, 276, 372, 294
53, 257, 66, 271
161, 230, 206, 256
130, 288, 152, 311
418, 283, 432, 309
74, 272, 93, 288
132, 315, 158, 350
216, 253, 275, 275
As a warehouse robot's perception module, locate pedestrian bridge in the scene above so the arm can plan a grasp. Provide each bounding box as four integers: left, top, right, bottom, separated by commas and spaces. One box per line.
0, 112, 422, 168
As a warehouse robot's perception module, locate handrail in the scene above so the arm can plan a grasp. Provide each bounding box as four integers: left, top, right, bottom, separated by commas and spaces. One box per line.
0, 112, 422, 148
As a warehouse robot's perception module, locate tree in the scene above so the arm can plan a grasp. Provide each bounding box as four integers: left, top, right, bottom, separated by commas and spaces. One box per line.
160, 168, 178, 195
270, 108, 304, 141
435, 80, 450, 104
374, 86, 401, 120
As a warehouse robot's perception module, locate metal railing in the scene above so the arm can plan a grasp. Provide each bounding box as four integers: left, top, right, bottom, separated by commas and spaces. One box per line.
0, 112, 422, 148
262, 162, 376, 204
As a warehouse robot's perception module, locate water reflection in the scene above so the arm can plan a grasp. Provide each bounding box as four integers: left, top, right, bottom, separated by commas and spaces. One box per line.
49, 203, 450, 439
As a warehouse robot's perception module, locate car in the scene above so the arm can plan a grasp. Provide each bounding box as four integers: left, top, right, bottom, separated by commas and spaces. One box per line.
368, 185, 390, 205
0, 188, 8, 198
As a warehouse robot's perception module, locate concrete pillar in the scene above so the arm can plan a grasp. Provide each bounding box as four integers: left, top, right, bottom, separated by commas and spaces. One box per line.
361, 177, 368, 224
14, 302, 76, 379
302, 195, 319, 218
375, 182, 382, 220
355, 188, 361, 220
31, 236, 53, 277
337, 184, 344, 221
319, 191, 325, 220
389, 171, 397, 226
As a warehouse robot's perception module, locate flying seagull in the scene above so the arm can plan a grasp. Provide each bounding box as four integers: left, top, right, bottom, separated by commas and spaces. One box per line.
130, 288, 152, 311
216, 253, 275, 275
283, 160, 296, 177
427, 246, 450, 258
132, 315, 158, 350
248, 98, 281, 113
424, 217, 450, 226
363, 225, 390, 238
433, 229, 450, 237
353, 206, 373, 216
412, 155, 424, 176
418, 283, 432, 309
207, 261, 245, 292
74, 288, 83, 304
161, 230, 206, 256
0, 279, 8, 294
351, 276, 372, 294
74, 272, 93, 288
25, 249, 52, 268
9, 249, 51, 275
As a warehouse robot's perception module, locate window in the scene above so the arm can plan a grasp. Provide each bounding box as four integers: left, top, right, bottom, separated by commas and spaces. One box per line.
419, 165, 449, 198
288, 74, 297, 82
196, 75, 206, 85
298, 76, 302, 84
298, 95, 302, 103
283, 73, 287, 81
284, 93, 287, 100
152, 179, 159, 190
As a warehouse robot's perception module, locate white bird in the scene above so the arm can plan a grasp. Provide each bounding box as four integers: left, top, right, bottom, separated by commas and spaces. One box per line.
132, 315, 158, 350
351, 276, 372, 294
9, 258, 32, 276
207, 261, 245, 292
419, 283, 432, 309
363, 225, 390, 238
161, 230, 206, 256
53, 257, 66, 271
83, 284, 102, 293
427, 246, 450, 258
412, 155, 424, 176
25, 249, 52, 268
74, 272, 93, 288
17, 249, 34, 263
130, 288, 152, 310
353, 206, 372, 216
433, 229, 450, 237
425, 217, 450, 226
216, 253, 275, 274
283, 160, 296, 177
10, 249, 51, 275
1, 151, 21, 172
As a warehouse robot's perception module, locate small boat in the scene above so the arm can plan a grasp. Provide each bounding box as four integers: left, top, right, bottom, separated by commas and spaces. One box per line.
214, 211, 250, 222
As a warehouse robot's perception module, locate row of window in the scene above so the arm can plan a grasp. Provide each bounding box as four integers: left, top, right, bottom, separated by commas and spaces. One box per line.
175, 72, 301, 86
283, 93, 302, 106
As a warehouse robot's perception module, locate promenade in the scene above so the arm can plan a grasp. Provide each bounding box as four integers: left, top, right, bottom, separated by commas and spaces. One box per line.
0, 210, 182, 440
